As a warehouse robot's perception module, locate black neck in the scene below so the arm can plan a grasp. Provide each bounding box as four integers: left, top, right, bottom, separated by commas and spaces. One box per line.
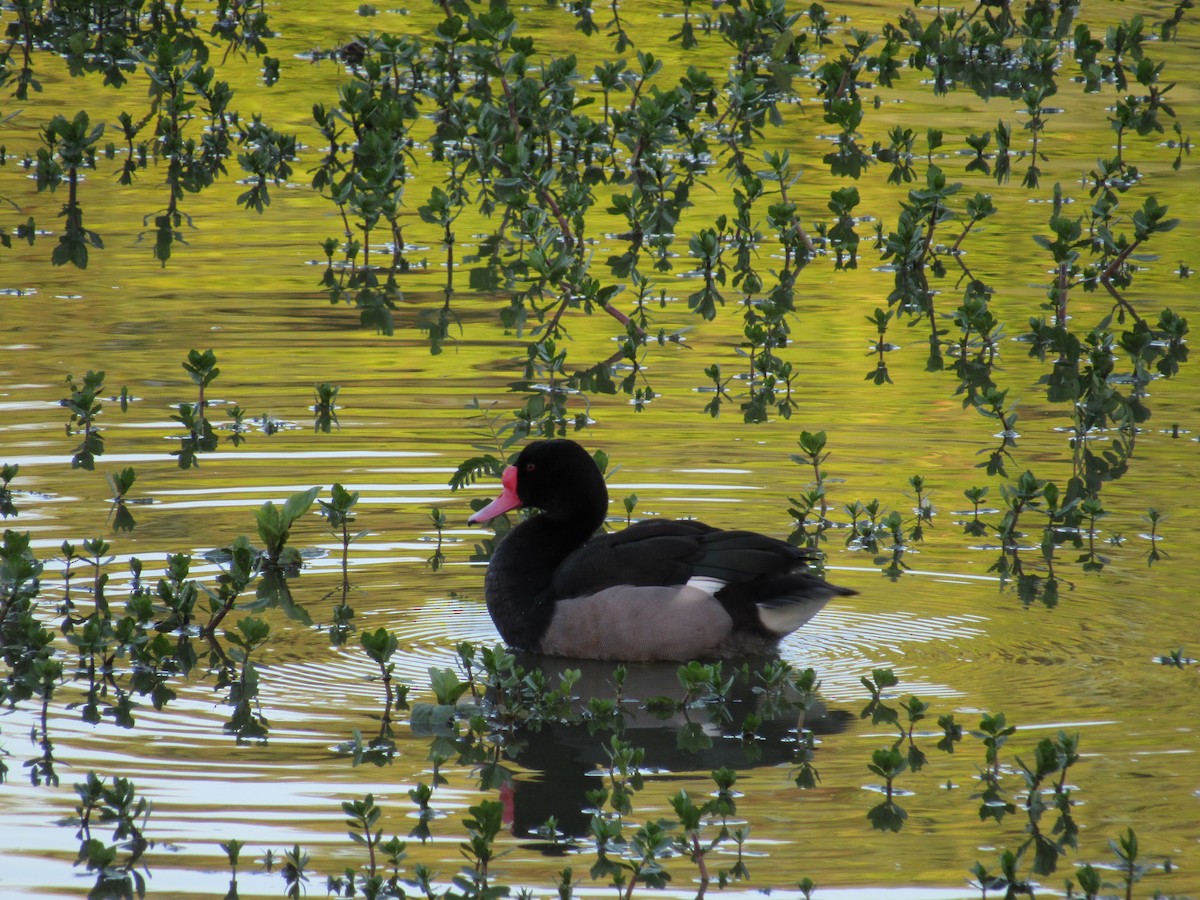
484, 506, 602, 650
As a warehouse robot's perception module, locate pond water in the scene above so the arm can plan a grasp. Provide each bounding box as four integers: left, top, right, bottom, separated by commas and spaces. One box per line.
2, 1, 1199, 898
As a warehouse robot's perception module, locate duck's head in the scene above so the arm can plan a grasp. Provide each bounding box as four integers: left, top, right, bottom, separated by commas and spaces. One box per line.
467, 439, 607, 525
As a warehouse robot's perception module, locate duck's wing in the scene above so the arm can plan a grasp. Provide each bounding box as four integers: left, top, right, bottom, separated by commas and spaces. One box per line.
690, 529, 815, 584
549, 520, 823, 595
548, 520, 718, 598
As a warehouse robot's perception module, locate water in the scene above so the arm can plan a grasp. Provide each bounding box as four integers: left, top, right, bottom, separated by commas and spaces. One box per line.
2, 1, 1200, 897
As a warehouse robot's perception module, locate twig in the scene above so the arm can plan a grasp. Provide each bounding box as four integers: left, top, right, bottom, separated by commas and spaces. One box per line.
1098, 242, 1146, 324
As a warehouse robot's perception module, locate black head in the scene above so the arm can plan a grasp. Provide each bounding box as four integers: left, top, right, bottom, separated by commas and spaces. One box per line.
509, 439, 608, 519
468, 439, 610, 525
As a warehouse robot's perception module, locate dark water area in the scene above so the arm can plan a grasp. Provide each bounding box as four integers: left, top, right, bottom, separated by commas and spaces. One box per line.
2, 1, 1199, 897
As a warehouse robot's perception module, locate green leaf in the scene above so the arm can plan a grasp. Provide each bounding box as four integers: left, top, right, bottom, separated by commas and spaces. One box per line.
428, 667, 469, 705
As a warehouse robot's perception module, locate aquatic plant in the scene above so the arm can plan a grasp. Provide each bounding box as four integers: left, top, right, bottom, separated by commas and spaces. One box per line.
3, 1, 1191, 478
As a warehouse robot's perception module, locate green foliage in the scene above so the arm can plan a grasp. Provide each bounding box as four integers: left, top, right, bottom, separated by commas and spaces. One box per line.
865, 747, 908, 832
8, 3, 1190, 591
3, 506, 1191, 900
281, 844, 310, 900
4, 0, 1191, 474
320, 483, 365, 593
37, 111, 105, 268
256, 487, 319, 564
245, 487, 319, 623
0, 464, 18, 518
313, 383, 341, 433
63, 772, 153, 898
61, 370, 107, 470
105, 467, 138, 533
182, 348, 220, 393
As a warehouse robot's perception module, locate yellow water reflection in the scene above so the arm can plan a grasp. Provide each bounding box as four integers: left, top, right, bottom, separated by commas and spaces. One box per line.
2, 0, 1200, 897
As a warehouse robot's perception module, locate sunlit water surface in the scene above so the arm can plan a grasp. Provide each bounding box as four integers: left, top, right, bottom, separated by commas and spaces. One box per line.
2, 1, 1199, 898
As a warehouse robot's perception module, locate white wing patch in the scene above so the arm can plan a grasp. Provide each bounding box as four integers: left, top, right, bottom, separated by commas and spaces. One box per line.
685, 575, 727, 596
756, 598, 828, 635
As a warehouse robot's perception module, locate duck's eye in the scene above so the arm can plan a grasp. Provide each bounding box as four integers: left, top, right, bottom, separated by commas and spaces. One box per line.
524, 462, 537, 473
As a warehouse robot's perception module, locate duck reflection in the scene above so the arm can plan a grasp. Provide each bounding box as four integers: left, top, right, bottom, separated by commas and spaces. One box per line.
484, 655, 852, 847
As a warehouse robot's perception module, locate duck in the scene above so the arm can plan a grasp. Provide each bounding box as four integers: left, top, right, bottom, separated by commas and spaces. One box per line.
467, 439, 856, 662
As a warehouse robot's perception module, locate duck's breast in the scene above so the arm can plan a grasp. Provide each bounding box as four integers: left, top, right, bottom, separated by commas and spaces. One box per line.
539, 585, 733, 661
